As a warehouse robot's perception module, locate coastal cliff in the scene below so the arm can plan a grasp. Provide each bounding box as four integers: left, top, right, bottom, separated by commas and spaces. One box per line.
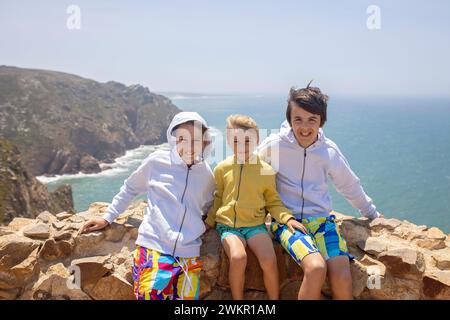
0, 138, 74, 225
0, 66, 180, 176
0, 201, 448, 300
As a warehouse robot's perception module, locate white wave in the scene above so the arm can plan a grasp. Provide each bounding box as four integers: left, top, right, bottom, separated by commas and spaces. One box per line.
36, 143, 170, 184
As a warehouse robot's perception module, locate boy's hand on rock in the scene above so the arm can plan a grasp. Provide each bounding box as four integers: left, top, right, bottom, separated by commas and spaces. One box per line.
79, 217, 109, 235
286, 218, 308, 234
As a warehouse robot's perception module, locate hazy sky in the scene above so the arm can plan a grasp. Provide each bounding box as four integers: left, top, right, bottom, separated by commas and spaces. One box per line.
1, 0, 450, 96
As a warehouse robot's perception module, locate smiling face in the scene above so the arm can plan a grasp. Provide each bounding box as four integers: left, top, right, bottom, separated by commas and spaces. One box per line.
226, 128, 259, 163
289, 102, 322, 148
174, 122, 206, 166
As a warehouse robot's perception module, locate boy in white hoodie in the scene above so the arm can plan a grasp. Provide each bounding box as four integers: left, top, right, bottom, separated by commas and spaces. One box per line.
79, 112, 215, 300
258, 84, 382, 300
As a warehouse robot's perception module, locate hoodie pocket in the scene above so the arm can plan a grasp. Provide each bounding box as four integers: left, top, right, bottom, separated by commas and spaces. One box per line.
235, 204, 260, 224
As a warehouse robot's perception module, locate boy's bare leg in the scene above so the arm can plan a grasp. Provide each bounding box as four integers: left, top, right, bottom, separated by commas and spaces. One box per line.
222, 235, 247, 300
298, 252, 327, 300
327, 255, 353, 300
247, 233, 279, 300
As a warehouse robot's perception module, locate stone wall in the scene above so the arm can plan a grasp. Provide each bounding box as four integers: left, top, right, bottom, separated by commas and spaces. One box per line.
0, 202, 448, 300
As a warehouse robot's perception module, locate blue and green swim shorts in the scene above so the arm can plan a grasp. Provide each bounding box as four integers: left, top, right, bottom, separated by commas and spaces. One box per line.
270, 214, 353, 264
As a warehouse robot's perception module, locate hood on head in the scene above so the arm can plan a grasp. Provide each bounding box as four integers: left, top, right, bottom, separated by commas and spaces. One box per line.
166, 111, 212, 161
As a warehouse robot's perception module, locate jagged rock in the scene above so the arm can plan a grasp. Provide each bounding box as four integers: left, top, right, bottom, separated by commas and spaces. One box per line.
427, 227, 446, 240
378, 247, 424, 277
53, 230, 73, 241
416, 238, 446, 250
0, 139, 74, 225
357, 237, 389, 257
52, 221, 65, 230
22, 223, 50, 239
422, 270, 450, 299
56, 212, 73, 221
432, 251, 450, 270
70, 255, 112, 293
39, 238, 74, 261
369, 217, 402, 231
0, 203, 448, 300
103, 223, 127, 242
36, 211, 57, 224
79, 154, 101, 174
0, 235, 41, 291
25, 263, 90, 300
89, 274, 134, 300
7, 217, 36, 232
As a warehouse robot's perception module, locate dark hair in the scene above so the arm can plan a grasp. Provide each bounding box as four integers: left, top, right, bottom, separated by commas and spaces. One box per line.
286, 81, 329, 127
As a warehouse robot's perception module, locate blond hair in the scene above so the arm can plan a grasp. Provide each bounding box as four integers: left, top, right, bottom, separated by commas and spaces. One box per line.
226, 114, 259, 131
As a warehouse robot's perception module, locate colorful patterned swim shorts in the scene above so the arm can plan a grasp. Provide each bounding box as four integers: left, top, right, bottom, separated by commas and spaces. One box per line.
133, 245, 202, 300
270, 214, 353, 265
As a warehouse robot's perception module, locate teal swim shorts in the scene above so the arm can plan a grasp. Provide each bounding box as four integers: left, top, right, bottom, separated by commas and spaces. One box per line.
216, 223, 269, 242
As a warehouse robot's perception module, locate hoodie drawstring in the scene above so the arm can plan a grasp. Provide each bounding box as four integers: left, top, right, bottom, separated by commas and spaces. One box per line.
174, 256, 194, 299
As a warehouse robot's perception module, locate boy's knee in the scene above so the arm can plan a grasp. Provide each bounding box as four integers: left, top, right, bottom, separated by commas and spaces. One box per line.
230, 251, 247, 266
330, 268, 352, 285
303, 257, 327, 279
258, 253, 278, 271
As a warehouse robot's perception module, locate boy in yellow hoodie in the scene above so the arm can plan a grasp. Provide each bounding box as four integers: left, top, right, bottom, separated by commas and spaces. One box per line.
205, 114, 306, 300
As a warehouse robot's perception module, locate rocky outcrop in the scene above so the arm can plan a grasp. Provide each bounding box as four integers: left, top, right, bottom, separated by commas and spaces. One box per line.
0, 66, 181, 176
0, 201, 448, 300
0, 138, 74, 225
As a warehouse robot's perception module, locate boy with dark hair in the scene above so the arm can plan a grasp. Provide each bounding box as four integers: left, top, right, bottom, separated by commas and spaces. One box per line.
258, 83, 381, 300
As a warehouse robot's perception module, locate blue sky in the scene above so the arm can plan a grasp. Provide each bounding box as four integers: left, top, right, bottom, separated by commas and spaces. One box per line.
1, 0, 449, 96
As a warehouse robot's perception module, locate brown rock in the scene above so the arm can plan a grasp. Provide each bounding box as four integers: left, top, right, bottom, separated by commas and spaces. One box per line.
7, 218, 36, 232
90, 274, 134, 300
53, 230, 73, 241
427, 227, 446, 240
36, 211, 57, 224
280, 280, 301, 300
0, 227, 14, 237
70, 255, 112, 292
378, 247, 424, 276
28, 263, 90, 300
357, 237, 389, 257
0, 288, 20, 299
52, 221, 65, 230
56, 211, 73, 221
369, 218, 402, 231
22, 223, 50, 239
79, 154, 101, 174
432, 250, 450, 270
103, 223, 126, 242
0, 234, 41, 289
416, 238, 446, 250
39, 238, 74, 261
422, 271, 450, 299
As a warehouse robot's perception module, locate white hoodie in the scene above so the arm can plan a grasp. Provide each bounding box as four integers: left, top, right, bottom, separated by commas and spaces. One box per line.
103, 112, 215, 257
257, 120, 379, 220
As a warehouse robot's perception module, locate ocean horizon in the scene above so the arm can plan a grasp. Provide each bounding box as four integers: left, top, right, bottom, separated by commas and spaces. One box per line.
39, 93, 450, 233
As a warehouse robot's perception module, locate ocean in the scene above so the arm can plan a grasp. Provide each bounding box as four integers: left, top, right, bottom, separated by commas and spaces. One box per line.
38, 93, 450, 233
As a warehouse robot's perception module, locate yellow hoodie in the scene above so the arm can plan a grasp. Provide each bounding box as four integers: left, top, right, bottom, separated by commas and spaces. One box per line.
205, 154, 294, 228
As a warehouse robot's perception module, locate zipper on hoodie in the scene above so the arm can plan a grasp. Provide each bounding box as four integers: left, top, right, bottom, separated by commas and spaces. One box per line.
300, 148, 307, 221
171, 166, 191, 257
233, 164, 244, 228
